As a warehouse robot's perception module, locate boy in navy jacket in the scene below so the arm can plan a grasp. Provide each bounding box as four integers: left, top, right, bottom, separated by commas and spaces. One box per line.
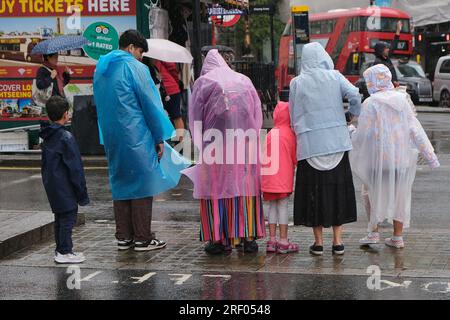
40, 96, 89, 264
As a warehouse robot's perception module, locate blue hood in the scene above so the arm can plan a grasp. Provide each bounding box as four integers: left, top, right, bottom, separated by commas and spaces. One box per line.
96, 50, 134, 77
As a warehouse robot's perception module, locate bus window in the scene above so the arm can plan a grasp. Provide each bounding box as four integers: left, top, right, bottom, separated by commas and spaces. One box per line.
311, 21, 321, 35
0, 44, 20, 52
331, 18, 352, 64
310, 19, 337, 35
360, 17, 410, 33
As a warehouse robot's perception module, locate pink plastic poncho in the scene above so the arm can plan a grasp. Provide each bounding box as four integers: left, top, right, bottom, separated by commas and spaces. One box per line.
350, 64, 440, 230
182, 50, 263, 199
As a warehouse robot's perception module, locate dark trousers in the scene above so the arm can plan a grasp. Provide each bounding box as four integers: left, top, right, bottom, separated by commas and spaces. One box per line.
113, 197, 154, 242
54, 209, 78, 255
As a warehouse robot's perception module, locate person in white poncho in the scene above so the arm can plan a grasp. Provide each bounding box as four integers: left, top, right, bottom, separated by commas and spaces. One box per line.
350, 64, 440, 249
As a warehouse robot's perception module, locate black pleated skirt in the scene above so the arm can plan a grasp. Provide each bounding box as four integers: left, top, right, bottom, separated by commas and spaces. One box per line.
293, 152, 357, 228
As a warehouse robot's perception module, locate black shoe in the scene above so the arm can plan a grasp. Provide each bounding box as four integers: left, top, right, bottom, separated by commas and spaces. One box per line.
332, 244, 345, 255
204, 242, 225, 255
309, 244, 324, 256
117, 239, 134, 251
134, 239, 167, 252
242, 240, 259, 253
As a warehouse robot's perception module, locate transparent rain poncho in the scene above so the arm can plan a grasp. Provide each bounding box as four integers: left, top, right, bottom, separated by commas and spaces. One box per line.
182, 50, 263, 199
350, 64, 440, 230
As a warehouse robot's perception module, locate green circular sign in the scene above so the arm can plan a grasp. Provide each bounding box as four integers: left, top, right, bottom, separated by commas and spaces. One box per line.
83, 22, 119, 60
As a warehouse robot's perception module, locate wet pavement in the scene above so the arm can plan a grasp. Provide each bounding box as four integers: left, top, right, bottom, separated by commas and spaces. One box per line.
1, 265, 450, 300
1, 113, 450, 299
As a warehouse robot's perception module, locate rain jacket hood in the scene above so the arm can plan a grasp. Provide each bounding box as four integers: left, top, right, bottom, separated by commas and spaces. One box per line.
273, 101, 291, 127
301, 42, 334, 72
364, 64, 395, 96
374, 42, 389, 60
200, 49, 230, 76
39, 122, 64, 140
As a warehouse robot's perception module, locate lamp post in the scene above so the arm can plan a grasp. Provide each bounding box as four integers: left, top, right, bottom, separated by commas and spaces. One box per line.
192, 0, 202, 79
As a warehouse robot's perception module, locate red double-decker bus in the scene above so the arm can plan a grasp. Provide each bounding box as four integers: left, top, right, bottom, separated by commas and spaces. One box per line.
277, 7, 413, 94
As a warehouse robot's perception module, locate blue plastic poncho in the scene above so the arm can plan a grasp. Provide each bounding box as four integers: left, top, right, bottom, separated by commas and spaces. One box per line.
94, 50, 184, 200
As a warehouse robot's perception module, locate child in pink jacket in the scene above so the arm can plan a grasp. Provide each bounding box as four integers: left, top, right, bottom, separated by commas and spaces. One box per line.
262, 102, 298, 254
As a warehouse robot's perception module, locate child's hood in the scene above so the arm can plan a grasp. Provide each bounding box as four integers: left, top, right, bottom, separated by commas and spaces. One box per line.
39, 122, 64, 140
273, 101, 292, 127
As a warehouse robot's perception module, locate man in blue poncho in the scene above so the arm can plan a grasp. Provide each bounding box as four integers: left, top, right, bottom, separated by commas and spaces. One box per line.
93, 30, 175, 252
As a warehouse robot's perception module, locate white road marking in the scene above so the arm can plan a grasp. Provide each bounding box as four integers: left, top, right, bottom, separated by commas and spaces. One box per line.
0, 174, 41, 188
131, 272, 156, 284
203, 275, 231, 281
80, 271, 103, 282
168, 274, 192, 285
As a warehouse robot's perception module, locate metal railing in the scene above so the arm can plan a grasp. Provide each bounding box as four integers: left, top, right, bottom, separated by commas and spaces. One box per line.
233, 61, 278, 115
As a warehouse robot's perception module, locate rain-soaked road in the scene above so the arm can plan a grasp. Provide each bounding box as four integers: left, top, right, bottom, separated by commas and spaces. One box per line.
1, 112, 450, 300
1, 265, 450, 300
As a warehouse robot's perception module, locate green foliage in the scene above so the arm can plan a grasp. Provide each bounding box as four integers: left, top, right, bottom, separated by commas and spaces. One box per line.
216, 0, 286, 62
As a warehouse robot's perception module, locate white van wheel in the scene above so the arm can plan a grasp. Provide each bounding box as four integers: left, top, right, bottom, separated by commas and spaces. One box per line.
439, 90, 450, 108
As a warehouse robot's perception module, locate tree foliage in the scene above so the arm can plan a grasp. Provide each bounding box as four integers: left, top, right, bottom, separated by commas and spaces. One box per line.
216, 0, 286, 62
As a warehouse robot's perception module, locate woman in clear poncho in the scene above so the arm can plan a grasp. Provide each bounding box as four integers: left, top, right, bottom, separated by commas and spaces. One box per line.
182, 49, 265, 254
350, 64, 440, 249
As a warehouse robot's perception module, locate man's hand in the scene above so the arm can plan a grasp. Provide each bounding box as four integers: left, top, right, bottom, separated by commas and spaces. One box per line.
156, 142, 164, 160
394, 81, 400, 88
50, 69, 58, 79
396, 20, 403, 35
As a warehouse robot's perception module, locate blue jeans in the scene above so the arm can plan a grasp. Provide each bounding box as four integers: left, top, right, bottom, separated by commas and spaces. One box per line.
54, 209, 78, 255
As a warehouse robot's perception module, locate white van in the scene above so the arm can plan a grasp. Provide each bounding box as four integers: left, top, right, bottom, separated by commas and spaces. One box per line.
433, 55, 450, 108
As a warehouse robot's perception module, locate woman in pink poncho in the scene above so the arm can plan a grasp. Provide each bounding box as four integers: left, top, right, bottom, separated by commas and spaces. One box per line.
183, 49, 265, 254
350, 64, 440, 249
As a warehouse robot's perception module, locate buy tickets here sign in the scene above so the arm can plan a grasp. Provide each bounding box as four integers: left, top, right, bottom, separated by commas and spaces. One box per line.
0, 0, 136, 16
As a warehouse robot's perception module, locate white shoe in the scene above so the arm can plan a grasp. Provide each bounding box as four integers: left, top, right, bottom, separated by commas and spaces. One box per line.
385, 237, 405, 249
359, 232, 380, 245
54, 252, 86, 264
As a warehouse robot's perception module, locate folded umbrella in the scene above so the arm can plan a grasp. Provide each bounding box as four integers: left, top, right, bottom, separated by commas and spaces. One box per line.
31, 35, 90, 55
143, 39, 193, 63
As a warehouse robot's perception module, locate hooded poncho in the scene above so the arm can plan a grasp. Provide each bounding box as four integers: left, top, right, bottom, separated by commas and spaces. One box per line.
182, 49, 263, 200
93, 50, 187, 200
350, 64, 439, 230
289, 42, 361, 161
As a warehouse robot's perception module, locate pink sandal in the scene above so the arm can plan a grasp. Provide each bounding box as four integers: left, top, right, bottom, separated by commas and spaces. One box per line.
277, 241, 299, 254
266, 240, 277, 253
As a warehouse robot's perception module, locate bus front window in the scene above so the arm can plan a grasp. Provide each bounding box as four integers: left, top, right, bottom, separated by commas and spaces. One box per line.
360, 17, 410, 33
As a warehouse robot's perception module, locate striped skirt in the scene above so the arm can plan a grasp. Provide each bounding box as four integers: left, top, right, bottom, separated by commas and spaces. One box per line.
199, 195, 266, 246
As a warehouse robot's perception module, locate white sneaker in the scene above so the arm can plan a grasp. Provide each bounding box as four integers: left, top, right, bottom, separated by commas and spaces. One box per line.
385, 237, 405, 249
359, 232, 380, 245
54, 252, 86, 264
